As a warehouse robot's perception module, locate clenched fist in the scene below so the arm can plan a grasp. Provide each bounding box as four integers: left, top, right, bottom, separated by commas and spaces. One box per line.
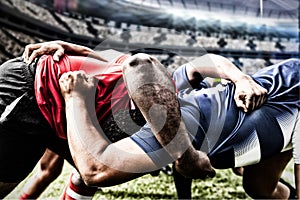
234, 75, 268, 112
59, 71, 97, 101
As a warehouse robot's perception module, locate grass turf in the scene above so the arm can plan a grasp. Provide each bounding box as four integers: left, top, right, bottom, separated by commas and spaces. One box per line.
7, 161, 294, 199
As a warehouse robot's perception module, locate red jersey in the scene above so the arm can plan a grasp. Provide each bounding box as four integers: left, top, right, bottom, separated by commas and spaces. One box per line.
35, 54, 130, 139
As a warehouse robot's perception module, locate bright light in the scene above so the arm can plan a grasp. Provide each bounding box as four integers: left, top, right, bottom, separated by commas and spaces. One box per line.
164, 6, 295, 28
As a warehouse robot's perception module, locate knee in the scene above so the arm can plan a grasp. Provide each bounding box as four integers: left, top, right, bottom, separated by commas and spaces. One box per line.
38, 159, 64, 182
0, 182, 19, 199
242, 177, 259, 198
71, 170, 85, 186
243, 177, 264, 198
242, 174, 273, 199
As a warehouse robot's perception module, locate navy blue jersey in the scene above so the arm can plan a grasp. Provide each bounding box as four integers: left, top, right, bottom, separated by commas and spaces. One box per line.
131, 59, 300, 169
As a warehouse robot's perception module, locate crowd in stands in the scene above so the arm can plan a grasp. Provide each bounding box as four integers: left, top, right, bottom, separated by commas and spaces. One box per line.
0, 0, 298, 74
160, 54, 284, 76
0, 27, 42, 63
2, 0, 68, 32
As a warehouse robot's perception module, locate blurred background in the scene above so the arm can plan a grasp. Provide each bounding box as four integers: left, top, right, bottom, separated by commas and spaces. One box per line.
0, 0, 298, 74
0, 0, 299, 199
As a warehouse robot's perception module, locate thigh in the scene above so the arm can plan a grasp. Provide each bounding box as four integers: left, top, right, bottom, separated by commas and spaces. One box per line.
39, 149, 65, 175
0, 126, 47, 183
0, 182, 18, 199
242, 150, 292, 198
0, 58, 57, 182
46, 135, 75, 167
210, 105, 297, 169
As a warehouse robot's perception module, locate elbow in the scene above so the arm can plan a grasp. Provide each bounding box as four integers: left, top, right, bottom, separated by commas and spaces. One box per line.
80, 165, 114, 187
81, 175, 99, 187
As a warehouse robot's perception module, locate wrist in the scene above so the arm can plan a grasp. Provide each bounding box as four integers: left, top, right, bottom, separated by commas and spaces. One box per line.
64, 95, 86, 105
232, 73, 251, 84
175, 147, 215, 179
65, 95, 95, 113
177, 146, 198, 164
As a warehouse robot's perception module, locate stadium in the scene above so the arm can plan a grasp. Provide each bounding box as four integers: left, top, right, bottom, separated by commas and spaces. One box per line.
0, 0, 299, 199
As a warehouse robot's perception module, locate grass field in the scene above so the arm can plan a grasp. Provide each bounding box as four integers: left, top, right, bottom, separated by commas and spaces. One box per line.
6, 160, 295, 199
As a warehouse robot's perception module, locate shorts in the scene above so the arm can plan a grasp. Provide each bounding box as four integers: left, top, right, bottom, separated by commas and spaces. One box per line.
131, 58, 300, 169
0, 58, 72, 182
292, 112, 300, 164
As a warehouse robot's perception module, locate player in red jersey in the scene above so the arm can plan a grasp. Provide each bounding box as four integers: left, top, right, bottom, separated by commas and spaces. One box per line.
0, 40, 214, 199
18, 41, 213, 200
2, 40, 296, 200
18, 40, 264, 200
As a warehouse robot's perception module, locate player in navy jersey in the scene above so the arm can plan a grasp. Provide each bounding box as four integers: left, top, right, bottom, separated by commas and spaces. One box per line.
58, 52, 298, 199
16, 41, 266, 200
0, 40, 297, 199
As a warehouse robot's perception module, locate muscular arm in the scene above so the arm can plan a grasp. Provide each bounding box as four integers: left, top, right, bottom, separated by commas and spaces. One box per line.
22, 40, 108, 64
186, 54, 245, 83
61, 54, 215, 184
123, 53, 215, 179
186, 54, 267, 112
60, 71, 157, 187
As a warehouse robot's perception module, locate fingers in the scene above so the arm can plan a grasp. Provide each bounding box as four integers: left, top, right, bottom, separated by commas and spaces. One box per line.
23, 44, 49, 64
235, 96, 247, 112
22, 43, 42, 63
53, 48, 65, 62
235, 87, 268, 112
258, 88, 268, 106
27, 48, 46, 64
234, 76, 268, 113
59, 71, 96, 98
246, 86, 267, 112
59, 71, 86, 86
87, 75, 98, 88
236, 95, 257, 113
207, 167, 216, 178
59, 72, 74, 95
22, 42, 65, 64
245, 94, 255, 112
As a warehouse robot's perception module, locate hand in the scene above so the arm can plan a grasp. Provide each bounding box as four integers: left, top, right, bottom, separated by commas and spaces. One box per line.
22, 41, 65, 64
234, 75, 267, 112
175, 150, 216, 179
59, 71, 97, 101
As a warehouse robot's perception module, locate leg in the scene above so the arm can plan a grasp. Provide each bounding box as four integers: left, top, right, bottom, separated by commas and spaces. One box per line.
243, 150, 292, 199
19, 149, 64, 199
232, 167, 244, 176
172, 164, 192, 199
0, 58, 52, 198
0, 182, 19, 198
292, 112, 300, 199
61, 170, 98, 200
0, 129, 47, 198
46, 135, 98, 199
295, 164, 300, 199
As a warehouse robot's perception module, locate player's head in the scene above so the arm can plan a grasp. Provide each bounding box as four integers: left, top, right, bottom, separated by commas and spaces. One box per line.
122, 53, 176, 97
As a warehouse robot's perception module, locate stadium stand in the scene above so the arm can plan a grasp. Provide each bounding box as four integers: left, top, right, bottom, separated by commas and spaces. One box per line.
5, 0, 68, 32
0, 0, 298, 75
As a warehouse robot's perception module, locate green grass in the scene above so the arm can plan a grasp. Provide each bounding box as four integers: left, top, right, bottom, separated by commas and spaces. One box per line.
6, 161, 294, 199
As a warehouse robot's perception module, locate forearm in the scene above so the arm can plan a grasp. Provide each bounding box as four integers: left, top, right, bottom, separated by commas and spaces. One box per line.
133, 86, 193, 160
65, 97, 107, 178
123, 54, 196, 161
122, 55, 216, 179
187, 53, 249, 84
57, 40, 107, 62
65, 97, 155, 186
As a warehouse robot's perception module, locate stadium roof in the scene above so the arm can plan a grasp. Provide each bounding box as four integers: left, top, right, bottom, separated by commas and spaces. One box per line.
30, 0, 299, 38
125, 0, 299, 20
